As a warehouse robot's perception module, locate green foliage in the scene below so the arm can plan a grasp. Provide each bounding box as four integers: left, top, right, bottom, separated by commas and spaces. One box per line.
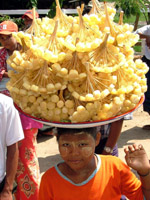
114, 0, 150, 25
47, 0, 64, 18
30, 0, 38, 8
133, 45, 141, 52
26, 0, 38, 9
114, 12, 146, 24
13, 18, 25, 30
0, 15, 11, 23
115, 0, 147, 17
47, 2, 56, 18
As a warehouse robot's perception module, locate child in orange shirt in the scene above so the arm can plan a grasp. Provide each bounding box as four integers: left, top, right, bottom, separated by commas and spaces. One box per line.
39, 127, 150, 200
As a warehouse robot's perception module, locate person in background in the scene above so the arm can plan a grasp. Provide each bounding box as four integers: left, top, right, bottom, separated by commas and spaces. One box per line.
95, 120, 123, 156
135, 25, 150, 130
0, 20, 43, 200
39, 127, 150, 200
22, 9, 39, 30
0, 93, 24, 200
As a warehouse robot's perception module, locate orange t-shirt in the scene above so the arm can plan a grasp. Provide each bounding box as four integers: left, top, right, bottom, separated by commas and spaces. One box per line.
39, 155, 143, 200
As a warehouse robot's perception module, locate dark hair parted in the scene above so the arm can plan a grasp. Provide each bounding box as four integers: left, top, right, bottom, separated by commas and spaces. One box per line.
56, 127, 98, 141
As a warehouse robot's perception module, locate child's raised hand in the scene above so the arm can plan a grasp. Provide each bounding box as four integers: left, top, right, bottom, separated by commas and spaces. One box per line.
124, 144, 150, 175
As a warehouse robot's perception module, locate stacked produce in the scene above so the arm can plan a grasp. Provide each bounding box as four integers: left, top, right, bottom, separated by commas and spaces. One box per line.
6, 0, 148, 123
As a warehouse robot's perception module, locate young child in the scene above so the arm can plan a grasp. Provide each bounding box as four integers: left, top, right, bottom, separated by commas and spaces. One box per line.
39, 127, 150, 200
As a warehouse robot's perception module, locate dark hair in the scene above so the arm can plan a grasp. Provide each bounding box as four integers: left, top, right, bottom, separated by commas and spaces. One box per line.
56, 127, 98, 141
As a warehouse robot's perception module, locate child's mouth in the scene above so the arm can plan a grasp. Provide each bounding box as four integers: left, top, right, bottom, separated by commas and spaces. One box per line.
69, 160, 81, 164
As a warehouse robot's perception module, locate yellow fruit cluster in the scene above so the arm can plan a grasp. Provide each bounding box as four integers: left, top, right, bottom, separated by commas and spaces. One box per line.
6, 0, 148, 123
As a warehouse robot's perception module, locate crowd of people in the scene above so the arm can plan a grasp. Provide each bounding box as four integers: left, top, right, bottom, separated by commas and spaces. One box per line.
0, 7, 150, 200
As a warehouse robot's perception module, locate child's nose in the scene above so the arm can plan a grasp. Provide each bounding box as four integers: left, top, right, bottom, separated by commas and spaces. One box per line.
70, 145, 80, 155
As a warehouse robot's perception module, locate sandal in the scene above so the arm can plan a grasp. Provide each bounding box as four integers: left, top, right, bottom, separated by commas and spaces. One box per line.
142, 125, 150, 130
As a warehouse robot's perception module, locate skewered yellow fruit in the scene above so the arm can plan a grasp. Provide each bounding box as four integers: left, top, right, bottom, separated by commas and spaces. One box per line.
51, 49, 87, 82
7, 49, 44, 71
30, 21, 67, 63
87, 33, 126, 73
6, 0, 148, 123
61, 7, 102, 53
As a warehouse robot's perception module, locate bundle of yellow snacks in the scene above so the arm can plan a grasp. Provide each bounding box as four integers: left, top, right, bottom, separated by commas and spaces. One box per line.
6, 0, 148, 123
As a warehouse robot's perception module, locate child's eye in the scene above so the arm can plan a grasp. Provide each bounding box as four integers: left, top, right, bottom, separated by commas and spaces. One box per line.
79, 143, 87, 147
62, 143, 70, 147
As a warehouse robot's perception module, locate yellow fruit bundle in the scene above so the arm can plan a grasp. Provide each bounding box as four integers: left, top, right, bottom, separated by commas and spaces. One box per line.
6, 0, 148, 123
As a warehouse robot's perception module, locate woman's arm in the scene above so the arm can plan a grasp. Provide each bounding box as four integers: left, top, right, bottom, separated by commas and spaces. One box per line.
138, 33, 150, 49
3, 71, 8, 78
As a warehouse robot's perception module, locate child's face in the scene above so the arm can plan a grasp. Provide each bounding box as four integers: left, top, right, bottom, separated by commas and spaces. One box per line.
0, 34, 17, 51
58, 132, 100, 171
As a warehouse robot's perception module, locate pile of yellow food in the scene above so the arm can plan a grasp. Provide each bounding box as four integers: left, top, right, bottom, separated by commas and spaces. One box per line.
6, 0, 148, 123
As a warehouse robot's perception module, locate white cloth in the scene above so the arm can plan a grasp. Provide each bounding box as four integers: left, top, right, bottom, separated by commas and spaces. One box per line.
0, 94, 24, 183
134, 25, 150, 60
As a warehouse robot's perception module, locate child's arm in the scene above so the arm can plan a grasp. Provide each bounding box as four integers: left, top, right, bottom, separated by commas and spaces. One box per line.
124, 144, 150, 200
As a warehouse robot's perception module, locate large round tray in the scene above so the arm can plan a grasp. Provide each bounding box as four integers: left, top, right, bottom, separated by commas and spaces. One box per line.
15, 96, 144, 128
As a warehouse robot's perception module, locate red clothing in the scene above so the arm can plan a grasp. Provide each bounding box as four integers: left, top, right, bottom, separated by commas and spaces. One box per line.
15, 129, 40, 200
39, 155, 143, 200
0, 48, 7, 82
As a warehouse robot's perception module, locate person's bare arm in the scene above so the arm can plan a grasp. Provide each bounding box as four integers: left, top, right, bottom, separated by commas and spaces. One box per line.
138, 33, 150, 48
0, 70, 8, 78
139, 172, 150, 200
0, 143, 19, 200
102, 119, 123, 155
124, 144, 150, 200
3, 71, 8, 78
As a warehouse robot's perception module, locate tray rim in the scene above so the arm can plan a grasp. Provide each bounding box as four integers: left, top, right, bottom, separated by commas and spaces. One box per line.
14, 96, 144, 128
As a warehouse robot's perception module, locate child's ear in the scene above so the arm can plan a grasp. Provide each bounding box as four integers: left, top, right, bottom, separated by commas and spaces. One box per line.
95, 132, 101, 146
